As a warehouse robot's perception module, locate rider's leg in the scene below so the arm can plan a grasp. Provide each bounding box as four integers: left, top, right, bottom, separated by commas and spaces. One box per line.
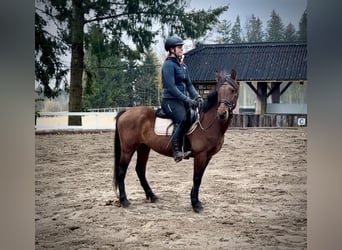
161, 99, 187, 163
171, 122, 184, 162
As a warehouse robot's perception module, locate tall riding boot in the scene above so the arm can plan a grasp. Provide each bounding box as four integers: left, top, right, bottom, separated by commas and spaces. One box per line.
172, 123, 184, 163
183, 136, 193, 159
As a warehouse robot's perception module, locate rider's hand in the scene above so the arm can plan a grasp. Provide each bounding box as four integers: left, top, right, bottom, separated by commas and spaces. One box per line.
188, 99, 199, 109
195, 96, 203, 104
195, 96, 203, 109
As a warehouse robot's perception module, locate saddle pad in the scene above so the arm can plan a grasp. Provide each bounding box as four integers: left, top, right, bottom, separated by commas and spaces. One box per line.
154, 117, 173, 136
154, 117, 198, 136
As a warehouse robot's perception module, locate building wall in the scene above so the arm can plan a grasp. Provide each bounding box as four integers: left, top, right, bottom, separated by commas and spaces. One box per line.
194, 80, 307, 114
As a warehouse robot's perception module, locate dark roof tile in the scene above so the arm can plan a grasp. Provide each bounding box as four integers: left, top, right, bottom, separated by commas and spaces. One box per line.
184, 42, 307, 82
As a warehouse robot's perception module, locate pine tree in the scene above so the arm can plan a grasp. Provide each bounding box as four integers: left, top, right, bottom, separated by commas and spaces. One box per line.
297, 10, 307, 42
230, 16, 242, 43
35, 12, 69, 98
215, 19, 231, 43
266, 10, 285, 42
284, 23, 297, 42
245, 14, 264, 42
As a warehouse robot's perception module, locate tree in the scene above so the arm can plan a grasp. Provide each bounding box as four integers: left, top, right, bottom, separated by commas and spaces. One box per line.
230, 16, 242, 43
133, 50, 160, 106
83, 47, 161, 108
82, 23, 131, 109
215, 19, 231, 43
297, 10, 307, 42
266, 10, 285, 42
284, 23, 297, 42
82, 55, 129, 110
35, 11, 69, 98
245, 14, 264, 42
35, 0, 228, 125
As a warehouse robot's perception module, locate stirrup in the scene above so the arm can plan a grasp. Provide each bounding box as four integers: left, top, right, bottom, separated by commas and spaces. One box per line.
173, 151, 183, 163
183, 151, 193, 160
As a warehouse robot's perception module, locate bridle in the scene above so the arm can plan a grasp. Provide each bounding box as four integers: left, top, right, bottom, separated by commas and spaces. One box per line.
219, 98, 236, 114
198, 77, 239, 130
217, 77, 239, 114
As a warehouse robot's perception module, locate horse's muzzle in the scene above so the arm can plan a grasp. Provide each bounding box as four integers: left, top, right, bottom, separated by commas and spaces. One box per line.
218, 110, 229, 121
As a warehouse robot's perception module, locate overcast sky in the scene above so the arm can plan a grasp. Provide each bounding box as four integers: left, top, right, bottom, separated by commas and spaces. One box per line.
189, 0, 307, 29
153, 0, 307, 58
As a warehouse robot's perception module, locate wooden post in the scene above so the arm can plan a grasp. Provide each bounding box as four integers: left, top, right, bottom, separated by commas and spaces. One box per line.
255, 82, 267, 114
271, 82, 281, 103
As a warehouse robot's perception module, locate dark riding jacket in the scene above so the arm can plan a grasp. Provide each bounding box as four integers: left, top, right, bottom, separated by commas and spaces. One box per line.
162, 57, 200, 102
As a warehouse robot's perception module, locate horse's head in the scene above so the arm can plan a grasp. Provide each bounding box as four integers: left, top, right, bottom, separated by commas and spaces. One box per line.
215, 69, 239, 121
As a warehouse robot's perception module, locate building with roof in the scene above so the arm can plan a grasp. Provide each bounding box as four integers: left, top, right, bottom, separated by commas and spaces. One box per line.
184, 42, 307, 115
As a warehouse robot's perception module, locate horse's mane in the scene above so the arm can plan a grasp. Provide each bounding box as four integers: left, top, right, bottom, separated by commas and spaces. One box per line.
201, 91, 218, 113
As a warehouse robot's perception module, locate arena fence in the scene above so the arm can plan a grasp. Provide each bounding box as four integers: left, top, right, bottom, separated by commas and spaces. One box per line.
35, 112, 117, 131
231, 114, 307, 127
35, 111, 307, 132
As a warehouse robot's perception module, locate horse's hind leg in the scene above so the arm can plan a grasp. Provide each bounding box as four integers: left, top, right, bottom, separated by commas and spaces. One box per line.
116, 151, 135, 207
136, 144, 158, 203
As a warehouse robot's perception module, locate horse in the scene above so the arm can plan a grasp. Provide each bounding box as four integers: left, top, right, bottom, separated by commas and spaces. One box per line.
113, 69, 239, 213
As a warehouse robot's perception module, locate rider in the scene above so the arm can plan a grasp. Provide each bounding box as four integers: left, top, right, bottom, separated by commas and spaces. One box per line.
161, 36, 203, 163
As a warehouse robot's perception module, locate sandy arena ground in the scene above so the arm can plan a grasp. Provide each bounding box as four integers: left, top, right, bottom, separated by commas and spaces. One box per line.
35, 128, 307, 249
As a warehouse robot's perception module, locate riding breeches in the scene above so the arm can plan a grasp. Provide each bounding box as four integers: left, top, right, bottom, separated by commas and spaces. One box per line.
161, 99, 188, 125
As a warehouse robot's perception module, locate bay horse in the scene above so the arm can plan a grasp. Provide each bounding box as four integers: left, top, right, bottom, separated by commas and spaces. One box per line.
114, 70, 239, 213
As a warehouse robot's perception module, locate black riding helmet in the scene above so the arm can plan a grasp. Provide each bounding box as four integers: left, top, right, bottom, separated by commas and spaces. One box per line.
164, 36, 184, 51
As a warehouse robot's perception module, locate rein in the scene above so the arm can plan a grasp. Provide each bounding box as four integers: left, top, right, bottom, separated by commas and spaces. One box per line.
198, 113, 218, 130
197, 103, 232, 131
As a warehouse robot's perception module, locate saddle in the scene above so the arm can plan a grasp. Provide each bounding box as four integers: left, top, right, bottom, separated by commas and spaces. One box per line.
154, 108, 198, 136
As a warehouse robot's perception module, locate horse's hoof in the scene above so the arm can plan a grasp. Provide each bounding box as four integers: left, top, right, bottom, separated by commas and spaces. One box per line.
192, 202, 203, 213
147, 194, 159, 203
150, 195, 159, 203
121, 199, 130, 208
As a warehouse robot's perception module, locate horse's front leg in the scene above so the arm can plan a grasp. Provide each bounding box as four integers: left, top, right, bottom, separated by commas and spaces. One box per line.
191, 155, 212, 213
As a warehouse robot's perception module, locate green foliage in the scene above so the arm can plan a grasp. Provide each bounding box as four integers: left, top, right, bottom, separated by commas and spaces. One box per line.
245, 14, 264, 42
176, 7, 228, 38
230, 16, 242, 43
212, 9, 307, 44
215, 19, 231, 43
266, 10, 285, 42
284, 23, 297, 42
297, 10, 307, 42
82, 54, 128, 109
133, 50, 160, 106
81, 0, 227, 57
35, 0, 228, 112
82, 48, 161, 109
35, 11, 69, 98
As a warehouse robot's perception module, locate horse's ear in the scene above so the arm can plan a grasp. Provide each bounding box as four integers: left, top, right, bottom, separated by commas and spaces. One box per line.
215, 71, 222, 83
230, 69, 237, 80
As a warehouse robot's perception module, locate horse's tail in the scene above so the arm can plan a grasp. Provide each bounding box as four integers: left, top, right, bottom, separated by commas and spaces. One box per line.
113, 109, 126, 194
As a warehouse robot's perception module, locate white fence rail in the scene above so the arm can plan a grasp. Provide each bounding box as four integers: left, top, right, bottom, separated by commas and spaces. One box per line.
36, 106, 308, 132
35, 112, 118, 131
